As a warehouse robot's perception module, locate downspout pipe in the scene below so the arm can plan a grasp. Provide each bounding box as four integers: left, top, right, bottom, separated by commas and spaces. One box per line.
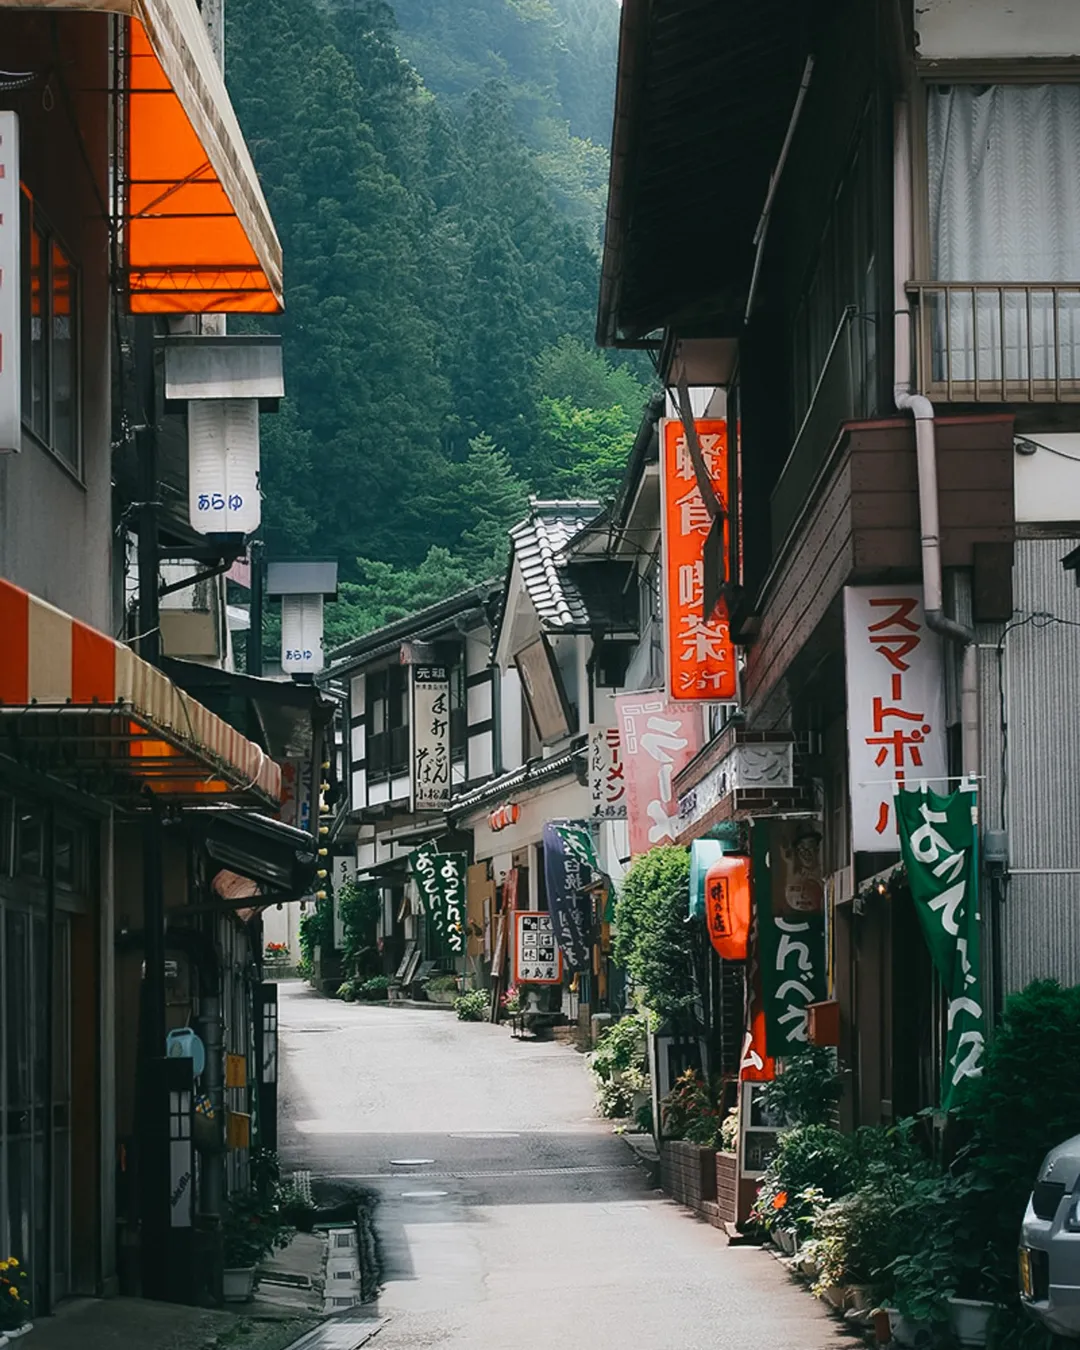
893, 98, 980, 780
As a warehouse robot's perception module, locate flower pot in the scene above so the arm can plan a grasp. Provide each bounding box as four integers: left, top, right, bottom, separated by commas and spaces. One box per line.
5, 1327, 32, 1341
222, 1266, 256, 1302
948, 1297, 994, 1347
775, 1228, 796, 1256
886, 1308, 934, 1348
821, 1284, 847, 1309
846, 1285, 874, 1312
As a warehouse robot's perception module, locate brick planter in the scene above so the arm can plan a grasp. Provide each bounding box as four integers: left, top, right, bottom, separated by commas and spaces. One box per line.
660, 1140, 717, 1211
716, 1150, 760, 1227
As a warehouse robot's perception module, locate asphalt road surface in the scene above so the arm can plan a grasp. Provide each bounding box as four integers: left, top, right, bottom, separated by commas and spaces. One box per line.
277, 981, 858, 1350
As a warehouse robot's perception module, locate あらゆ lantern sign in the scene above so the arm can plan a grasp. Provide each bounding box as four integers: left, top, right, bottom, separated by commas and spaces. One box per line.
704, 855, 751, 960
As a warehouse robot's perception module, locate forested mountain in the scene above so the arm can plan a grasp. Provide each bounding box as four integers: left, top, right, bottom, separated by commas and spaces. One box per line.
226, 0, 648, 641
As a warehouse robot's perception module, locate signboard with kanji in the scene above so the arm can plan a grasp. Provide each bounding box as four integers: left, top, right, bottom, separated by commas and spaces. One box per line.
410, 665, 451, 812
513, 911, 562, 984
843, 587, 946, 851
616, 692, 703, 856
660, 418, 737, 701
588, 723, 627, 819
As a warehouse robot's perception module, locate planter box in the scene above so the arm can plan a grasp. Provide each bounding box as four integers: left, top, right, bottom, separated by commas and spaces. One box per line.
715, 1150, 761, 1227
948, 1298, 994, 1347
660, 1140, 717, 1212
223, 1266, 256, 1303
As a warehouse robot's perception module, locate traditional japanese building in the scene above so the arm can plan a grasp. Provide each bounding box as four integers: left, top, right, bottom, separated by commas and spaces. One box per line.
599, 0, 1080, 1128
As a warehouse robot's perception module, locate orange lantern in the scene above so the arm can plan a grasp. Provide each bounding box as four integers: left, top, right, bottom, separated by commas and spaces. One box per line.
704, 855, 751, 960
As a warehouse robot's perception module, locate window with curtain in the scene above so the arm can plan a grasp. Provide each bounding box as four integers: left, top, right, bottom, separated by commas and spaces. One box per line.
20, 191, 80, 469
926, 84, 1080, 388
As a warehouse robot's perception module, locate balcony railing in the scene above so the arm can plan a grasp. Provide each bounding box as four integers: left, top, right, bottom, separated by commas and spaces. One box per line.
909, 282, 1080, 403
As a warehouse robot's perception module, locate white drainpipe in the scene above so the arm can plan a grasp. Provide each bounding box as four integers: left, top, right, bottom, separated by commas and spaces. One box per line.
892, 99, 980, 779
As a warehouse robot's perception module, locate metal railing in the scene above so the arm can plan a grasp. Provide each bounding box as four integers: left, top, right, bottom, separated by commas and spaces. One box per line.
909, 282, 1080, 403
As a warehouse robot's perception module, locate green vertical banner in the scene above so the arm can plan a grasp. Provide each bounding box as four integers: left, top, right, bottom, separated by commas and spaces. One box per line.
409, 845, 468, 956
896, 785, 983, 1111
753, 819, 827, 1057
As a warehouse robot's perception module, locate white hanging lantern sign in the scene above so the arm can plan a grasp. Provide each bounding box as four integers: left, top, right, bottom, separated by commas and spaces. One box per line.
188, 398, 261, 535
281, 594, 324, 675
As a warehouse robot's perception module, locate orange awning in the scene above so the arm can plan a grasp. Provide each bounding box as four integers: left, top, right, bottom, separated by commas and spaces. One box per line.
0, 577, 281, 807
1, 0, 283, 313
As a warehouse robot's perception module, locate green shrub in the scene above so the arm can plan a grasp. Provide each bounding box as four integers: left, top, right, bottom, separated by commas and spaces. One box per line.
613, 846, 695, 1021
425, 973, 459, 994
760, 1046, 843, 1127
719, 1107, 739, 1154
336, 979, 357, 1002
358, 976, 390, 1000
753, 1125, 855, 1233
589, 1014, 651, 1121
454, 990, 488, 1021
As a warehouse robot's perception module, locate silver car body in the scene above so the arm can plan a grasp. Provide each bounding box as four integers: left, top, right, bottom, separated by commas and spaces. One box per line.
1022, 1133, 1080, 1337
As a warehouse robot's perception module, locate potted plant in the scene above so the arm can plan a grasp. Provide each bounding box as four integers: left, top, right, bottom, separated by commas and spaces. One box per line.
221, 1184, 294, 1301
947, 1296, 995, 1347
425, 973, 460, 1006
501, 984, 522, 1016
0, 1259, 31, 1339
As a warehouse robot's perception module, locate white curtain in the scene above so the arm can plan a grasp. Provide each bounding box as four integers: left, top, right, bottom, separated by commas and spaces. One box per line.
927, 84, 1080, 386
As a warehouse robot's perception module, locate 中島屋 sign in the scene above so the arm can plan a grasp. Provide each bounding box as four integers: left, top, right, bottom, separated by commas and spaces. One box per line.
542, 821, 597, 970
753, 819, 827, 1057
896, 785, 983, 1110
844, 586, 946, 851
411, 665, 451, 812
408, 844, 467, 956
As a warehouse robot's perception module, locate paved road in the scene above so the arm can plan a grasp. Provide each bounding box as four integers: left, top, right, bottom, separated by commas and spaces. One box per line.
277, 981, 857, 1350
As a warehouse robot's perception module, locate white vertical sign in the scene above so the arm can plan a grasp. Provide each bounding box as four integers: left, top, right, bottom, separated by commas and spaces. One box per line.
844, 585, 947, 851
281, 594, 324, 674
0, 113, 21, 452
588, 724, 627, 819
410, 665, 451, 811
188, 398, 261, 534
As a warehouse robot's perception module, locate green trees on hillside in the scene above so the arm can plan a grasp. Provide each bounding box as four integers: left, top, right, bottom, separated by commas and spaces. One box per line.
227, 0, 650, 643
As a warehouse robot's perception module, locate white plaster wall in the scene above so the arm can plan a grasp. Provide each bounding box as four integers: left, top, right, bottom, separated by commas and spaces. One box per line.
915, 0, 1080, 59
1014, 435, 1080, 524
500, 666, 523, 771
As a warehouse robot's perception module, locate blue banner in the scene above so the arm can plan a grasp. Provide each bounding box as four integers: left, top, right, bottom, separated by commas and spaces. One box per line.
542, 821, 595, 971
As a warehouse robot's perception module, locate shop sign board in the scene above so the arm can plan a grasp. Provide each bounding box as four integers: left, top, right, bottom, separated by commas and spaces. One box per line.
409, 844, 466, 955
896, 784, 983, 1110
659, 417, 736, 701
844, 586, 946, 851
542, 821, 596, 970
753, 818, 827, 1058
410, 665, 451, 812
616, 692, 702, 855
588, 723, 627, 819
513, 910, 562, 984
677, 741, 793, 834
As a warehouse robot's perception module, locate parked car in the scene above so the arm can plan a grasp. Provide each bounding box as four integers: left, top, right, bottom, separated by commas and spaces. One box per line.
1020, 1133, 1080, 1337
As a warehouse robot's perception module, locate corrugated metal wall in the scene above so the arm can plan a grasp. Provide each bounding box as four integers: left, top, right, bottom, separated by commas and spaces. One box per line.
998, 538, 1080, 991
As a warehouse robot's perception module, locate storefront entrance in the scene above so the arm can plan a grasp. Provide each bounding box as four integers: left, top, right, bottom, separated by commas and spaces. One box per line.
0, 792, 92, 1311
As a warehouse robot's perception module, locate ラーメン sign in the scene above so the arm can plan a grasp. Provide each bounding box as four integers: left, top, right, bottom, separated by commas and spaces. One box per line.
616, 692, 702, 855
753, 819, 827, 1057
659, 418, 736, 701
896, 784, 983, 1111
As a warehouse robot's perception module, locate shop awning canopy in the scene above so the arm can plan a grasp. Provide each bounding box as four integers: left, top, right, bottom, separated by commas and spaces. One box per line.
0, 578, 280, 807
3, 0, 283, 312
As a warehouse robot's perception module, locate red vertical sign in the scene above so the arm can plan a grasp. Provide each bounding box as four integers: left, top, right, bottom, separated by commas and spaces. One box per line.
660, 418, 737, 701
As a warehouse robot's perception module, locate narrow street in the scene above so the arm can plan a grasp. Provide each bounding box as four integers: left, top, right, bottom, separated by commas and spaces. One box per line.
278, 982, 857, 1350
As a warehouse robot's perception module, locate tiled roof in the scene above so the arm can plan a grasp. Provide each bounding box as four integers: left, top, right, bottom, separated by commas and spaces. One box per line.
510, 498, 602, 630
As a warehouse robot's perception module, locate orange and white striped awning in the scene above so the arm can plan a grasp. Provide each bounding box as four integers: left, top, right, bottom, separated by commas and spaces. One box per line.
0, 577, 280, 806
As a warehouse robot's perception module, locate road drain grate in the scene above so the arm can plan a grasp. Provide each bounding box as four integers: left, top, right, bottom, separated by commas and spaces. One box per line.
318, 1163, 640, 1181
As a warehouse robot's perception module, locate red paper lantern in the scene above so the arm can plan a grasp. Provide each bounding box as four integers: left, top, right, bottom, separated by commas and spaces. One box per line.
704, 855, 751, 960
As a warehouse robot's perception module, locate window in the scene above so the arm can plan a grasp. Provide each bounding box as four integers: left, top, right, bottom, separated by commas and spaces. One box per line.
21, 191, 79, 470
366, 666, 408, 779
924, 83, 1080, 390
449, 662, 466, 761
